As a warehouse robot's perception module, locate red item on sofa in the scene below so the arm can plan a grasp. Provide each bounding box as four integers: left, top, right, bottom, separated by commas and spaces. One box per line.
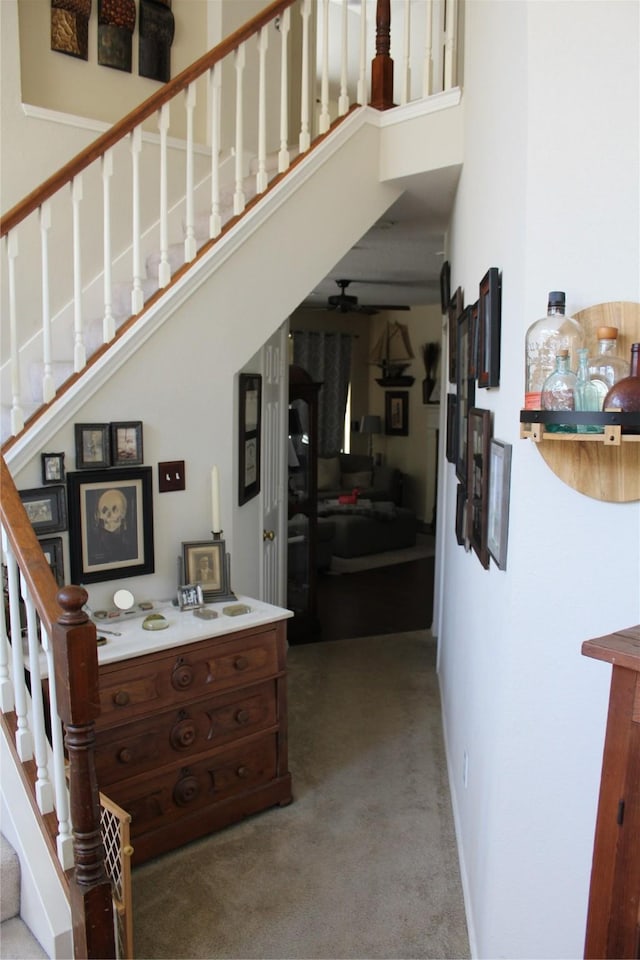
338, 488, 360, 505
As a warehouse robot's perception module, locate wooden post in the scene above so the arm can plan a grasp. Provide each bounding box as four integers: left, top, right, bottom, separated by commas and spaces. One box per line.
370, 0, 394, 110
53, 586, 115, 960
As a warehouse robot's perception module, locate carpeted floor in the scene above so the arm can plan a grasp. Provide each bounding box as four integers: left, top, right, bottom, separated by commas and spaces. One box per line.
328, 533, 435, 574
132, 631, 469, 960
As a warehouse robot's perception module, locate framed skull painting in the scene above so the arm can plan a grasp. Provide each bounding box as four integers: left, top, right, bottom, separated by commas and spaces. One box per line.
67, 467, 154, 584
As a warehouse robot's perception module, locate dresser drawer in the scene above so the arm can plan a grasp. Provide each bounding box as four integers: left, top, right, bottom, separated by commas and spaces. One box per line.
94, 680, 277, 785
108, 733, 278, 837
96, 626, 280, 728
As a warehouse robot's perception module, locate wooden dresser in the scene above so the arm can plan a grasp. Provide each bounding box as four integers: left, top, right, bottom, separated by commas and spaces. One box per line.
93, 598, 293, 865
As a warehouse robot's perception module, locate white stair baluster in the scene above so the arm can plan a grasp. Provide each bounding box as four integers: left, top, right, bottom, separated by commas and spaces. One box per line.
318, 0, 330, 134
6, 231, 23, 436
131, 125, 144, 314
209, 62, 222, 238
357, 0, 368, 105
423, 0, 434, 97
71, 175, 86, 372
184, 82, 197, 262
158, 103, 171, 286
102, 150, 115, 342
400, 0, 411, 105
40, 201, 54, 403
41, 625, 73, 869
338, 0, 350, 115
444, 0, 457, 90
21, 573, 54, 814
0, 528, 14, 713
234, 44, 246, 216
278, 7, 291, 172
256, 26, 269, 194
4, 540, 32, 761
299, 0, 312, 152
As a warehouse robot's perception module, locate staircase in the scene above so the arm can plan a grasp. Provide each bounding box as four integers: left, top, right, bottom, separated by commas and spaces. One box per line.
0, 836, 48, 959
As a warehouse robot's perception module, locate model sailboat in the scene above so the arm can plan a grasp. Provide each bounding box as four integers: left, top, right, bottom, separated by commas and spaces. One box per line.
370, 320, 416, 385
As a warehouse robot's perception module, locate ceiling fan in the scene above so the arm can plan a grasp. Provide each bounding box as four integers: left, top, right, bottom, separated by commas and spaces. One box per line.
324, 279, 411, 315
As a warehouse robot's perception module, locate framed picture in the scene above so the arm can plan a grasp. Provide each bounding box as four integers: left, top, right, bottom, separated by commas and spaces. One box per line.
455, 306, 476, 483
20, 485, 67, 535
238, 373, 262, 506
466, 408, 491, 569
41, 452, 65, 485
75, 423, 111, 469
468, 300, 479, 380
448, 286, 463, 384
67, 467, 154, 584
455, 484, 467, 547
177, 584, 204, 611
385, 391, 409, 436
39, 536, 65, 587
478, 268, 502, 388
446, 393, 458, 464
110, 421, 143, 466
487, 439, 512, 570
439, 260, 451, 314
182, 540, 231, 603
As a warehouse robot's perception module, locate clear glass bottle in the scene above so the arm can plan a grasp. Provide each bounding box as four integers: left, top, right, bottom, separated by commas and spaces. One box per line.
587, 326, 630, 394
524, 291, 585, 410
574, 348, 603, 434
541, 349, 577, 432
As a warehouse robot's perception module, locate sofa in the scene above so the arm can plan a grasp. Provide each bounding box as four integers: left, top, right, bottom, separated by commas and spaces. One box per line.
316, 453, 403, 506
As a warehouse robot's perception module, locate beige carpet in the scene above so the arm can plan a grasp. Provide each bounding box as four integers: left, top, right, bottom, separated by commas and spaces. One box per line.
132, 631, 469, 960
329, 533, 436, 574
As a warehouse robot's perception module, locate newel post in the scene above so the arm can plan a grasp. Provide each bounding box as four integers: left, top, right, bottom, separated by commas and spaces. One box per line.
52, 586, 115, 960
370, 0, 394, 110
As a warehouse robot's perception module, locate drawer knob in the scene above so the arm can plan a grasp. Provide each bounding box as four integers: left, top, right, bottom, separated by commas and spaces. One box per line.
170, 718, 197, 751
173, 773, 200, 806
113, 690, 130, 707
233, 656, 249, 671
171, 660, 194, 690
236, 765, 250, 779
118, 748, 132, 764
235, 709, 250, 725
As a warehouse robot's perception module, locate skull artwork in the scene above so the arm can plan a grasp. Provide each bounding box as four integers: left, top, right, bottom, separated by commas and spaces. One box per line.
96, 489, 128, 533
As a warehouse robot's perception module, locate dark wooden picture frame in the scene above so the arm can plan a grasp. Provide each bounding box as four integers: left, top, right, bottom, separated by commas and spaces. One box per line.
488, 439, 512, 570
455, 306, 476, 483
469, 300, 479, 380
182, 539, 231, 603
19, 485, 67, 535
75, 423, 111, 469
385, 391, 409, 436
455, 484, 467, 547
446, 393, 458, 464
448, 286, 463, 384
440, 260, 451, 314
238, 373, 262, 506
110, 421, 144, 466
41, 452, 65, 485
466, 408, 491, 569
39, 536, 65, 587
67, 466, 154, 584
478, 268, 502, 388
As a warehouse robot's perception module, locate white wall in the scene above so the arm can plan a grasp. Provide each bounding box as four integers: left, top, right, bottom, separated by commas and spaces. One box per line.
438, 2, 640, 957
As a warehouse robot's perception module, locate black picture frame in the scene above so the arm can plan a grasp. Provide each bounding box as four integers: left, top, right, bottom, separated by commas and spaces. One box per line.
182, 540, 231, 603
455, 306, 476, 483
20, 485, 67, 535
110, 421, 144, 466
469, 300, 479, 380
39, 536, 65, 587
238, 373, 262, 506
440, 260, 451, 314
448, 286, 463, 384
67, 466, 154, 584
385, 391, 409, 436
446, 393, 458, 464
41, 452, 65, 485
466, 408, 491, 569
478, 268, 502, 388
455, 484, 467, 547
487, 439, 512, 570
75, 423, 111, 469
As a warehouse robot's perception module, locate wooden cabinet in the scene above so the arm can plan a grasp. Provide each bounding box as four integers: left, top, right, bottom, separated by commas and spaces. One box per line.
582, 625, 640, 958
94, 616, 292, 865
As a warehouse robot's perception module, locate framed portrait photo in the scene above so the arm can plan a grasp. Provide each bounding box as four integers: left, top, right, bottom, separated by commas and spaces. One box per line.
466, 407, 491, 570
455, 306, 476, 484
67, 467, 154, 584
487, 439, 512, 570
20, 485, 67, 535
41, 452, 65, 485
238, 373, 262, 506
39, 536, 65, 587
385, 391, 409, 436
447, 286, 463, 384
110, 421, 143, 466
182, 540, 232, 603
177, 583, 204, 611
75, 423, 111, 469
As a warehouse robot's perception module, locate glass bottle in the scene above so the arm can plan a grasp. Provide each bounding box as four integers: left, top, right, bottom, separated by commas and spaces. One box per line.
541, 350, 577, 432
603, 342, 640, 434
587, 326, 629, 393
574, 348, 603, 434
524, 291, 584, 410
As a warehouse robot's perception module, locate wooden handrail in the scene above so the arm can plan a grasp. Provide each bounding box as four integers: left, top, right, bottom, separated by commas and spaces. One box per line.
0, 0, 298, 237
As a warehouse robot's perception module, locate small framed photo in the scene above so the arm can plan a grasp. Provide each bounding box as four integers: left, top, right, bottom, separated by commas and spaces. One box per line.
39, 536, 65, 587
468, 300, 479, 380
448, 286, 463, 384
182, 540, 231, 603
466, 407, 491, 569
110, 421, 143, 466
20, 485, 67, 535
456, 306, 476, 484
67, 466, 154, 584
75, 423, 111, 469
455, 484, 467, 548
385, 390, 409, 437
41, 452, 65, 485
439, 260, 451, 314
238, 373, 262, 506
177, 584, 204, 611
488, 439, 512, 570
446, 393, 458, 464
478, 268, 502, 388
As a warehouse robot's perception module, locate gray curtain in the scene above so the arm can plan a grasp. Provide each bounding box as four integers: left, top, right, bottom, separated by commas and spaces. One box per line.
293, 332, 352, 456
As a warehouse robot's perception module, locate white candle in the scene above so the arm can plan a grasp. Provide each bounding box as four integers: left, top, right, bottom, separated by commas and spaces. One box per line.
211, 466, 221, 532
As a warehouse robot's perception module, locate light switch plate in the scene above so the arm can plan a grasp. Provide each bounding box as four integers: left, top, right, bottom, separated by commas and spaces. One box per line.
158, 460, 185, 492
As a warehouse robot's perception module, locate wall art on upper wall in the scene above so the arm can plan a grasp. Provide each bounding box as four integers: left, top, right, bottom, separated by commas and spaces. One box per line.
478, 267, 502, 388
98, 0, 136, 72
51, 0, 92, 60
139, 0, 175, 82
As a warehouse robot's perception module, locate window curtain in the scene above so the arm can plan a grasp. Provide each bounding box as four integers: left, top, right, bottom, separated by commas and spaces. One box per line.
293, 332, 352, 456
